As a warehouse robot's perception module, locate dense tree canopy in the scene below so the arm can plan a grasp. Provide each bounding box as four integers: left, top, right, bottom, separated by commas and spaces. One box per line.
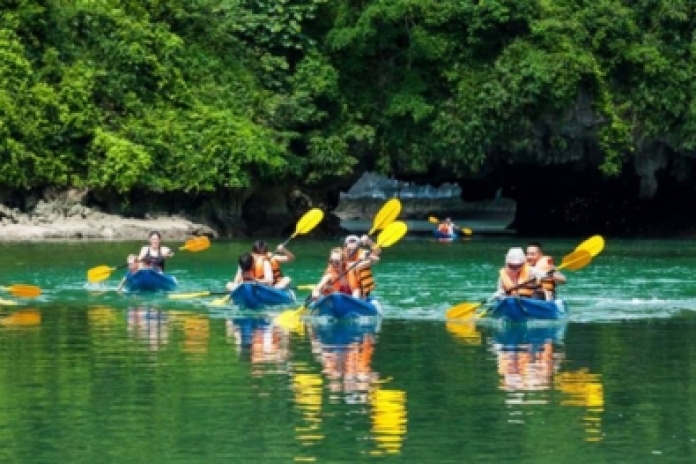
0, 0, 694, 193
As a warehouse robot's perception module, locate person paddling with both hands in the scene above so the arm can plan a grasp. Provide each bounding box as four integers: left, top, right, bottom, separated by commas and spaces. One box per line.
311, 234, 380, 301
526, 241, 566, 300
343, 234, 380, 298
311, 248, 356, 299
438, 218, 456, 236
138, 230, 174, 272
226, 240, 295, 291
117, 230, 173, 291
492, 247, 549, 301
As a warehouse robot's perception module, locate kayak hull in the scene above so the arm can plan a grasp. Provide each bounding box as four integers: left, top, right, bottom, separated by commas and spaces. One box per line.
433, 230, 458, 239
481, 297, 568, 323
230, 283, 296, 310
124, 269, 178, 292
309, 293, 382, 319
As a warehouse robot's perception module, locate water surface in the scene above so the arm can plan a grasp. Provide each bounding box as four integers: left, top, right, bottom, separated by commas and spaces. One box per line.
1, 236, 695, 462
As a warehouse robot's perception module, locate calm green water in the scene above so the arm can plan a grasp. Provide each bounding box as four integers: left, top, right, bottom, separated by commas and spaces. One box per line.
2, 236, 696, 462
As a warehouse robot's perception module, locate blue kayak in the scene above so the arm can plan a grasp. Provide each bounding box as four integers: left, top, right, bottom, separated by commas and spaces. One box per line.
230, 283, 296, 310
481, 297, 568, 322
309, 293, 382, 319
433, 230, 458, 239
123, 269, 178, 292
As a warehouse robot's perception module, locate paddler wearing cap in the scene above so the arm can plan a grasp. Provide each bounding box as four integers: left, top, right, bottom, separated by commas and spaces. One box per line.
342, 233, 380, 299
492, 247, 548, 300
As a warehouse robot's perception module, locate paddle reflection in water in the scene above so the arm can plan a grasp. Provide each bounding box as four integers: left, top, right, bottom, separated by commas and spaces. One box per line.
226, 316, 290, 376
0, 309, 42, 328
175, 312, 210, 355
554, 369, 605, 442
445, 320, 482, 345
307, 321, 407, 457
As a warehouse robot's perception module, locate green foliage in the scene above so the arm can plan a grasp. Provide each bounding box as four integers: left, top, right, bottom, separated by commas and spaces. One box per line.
0, 0, 694, 193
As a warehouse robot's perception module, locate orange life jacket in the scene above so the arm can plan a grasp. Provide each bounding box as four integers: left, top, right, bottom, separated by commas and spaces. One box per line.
438, 224, 449, 233
252, 253, 282, 284
343, 248, 376, 296
499, 265, 535, 297
266, 252, 283, 284
321, 265, 354, 296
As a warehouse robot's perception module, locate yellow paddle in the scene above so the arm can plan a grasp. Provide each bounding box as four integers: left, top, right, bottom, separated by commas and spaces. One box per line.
428, 216, 472, 236
0, 284, 42, 298
576, 235, 605, 257
168, 285, 315, 300
445, 248, 593, 320
274, 221, 408, 329
272, 200, 403, 329
369, 198, 402, 235
208, 208, 325, 306
86, 236, 211, 283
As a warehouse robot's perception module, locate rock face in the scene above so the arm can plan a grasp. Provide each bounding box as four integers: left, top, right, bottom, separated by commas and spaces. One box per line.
0, 188, 217, 241
333, 173, 516, 232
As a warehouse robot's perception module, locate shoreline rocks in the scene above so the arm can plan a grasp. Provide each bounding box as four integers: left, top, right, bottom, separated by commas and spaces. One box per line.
0, 214, 217, 241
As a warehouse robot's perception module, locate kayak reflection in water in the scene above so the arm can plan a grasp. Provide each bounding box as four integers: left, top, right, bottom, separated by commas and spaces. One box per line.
127, 307, 169, 351
484, 324, 567, 395
309, 323, 380, 403
226, 316, 290, 376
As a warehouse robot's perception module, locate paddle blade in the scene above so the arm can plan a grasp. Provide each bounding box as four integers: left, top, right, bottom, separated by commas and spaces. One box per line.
446, 301, 484, 320
368, 199, 402, 235
558, 249, 593, 271
575, 235, 605, 258
428, 216, 439, 225
167, 291, 212, 300
1, 284, 41, 298
87, 265, 115, 283
294, 208, 324, 237
274, 305, 306, 331
295, 285, 315, 291
461, 228, 473, 236
375, 221, 408, 248
180, 236, 210, 252
209, 294, 231, 306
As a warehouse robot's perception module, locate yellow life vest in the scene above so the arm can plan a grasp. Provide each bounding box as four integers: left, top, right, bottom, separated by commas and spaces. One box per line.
499, 265, 535, 297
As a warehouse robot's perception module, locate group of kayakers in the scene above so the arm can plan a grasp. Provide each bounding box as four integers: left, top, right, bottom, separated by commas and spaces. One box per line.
221, 234, 380, 302
225, 241, 295, 290
310, 235, 379, 300
494, 242, 567, 301
119, 230, 566, 304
